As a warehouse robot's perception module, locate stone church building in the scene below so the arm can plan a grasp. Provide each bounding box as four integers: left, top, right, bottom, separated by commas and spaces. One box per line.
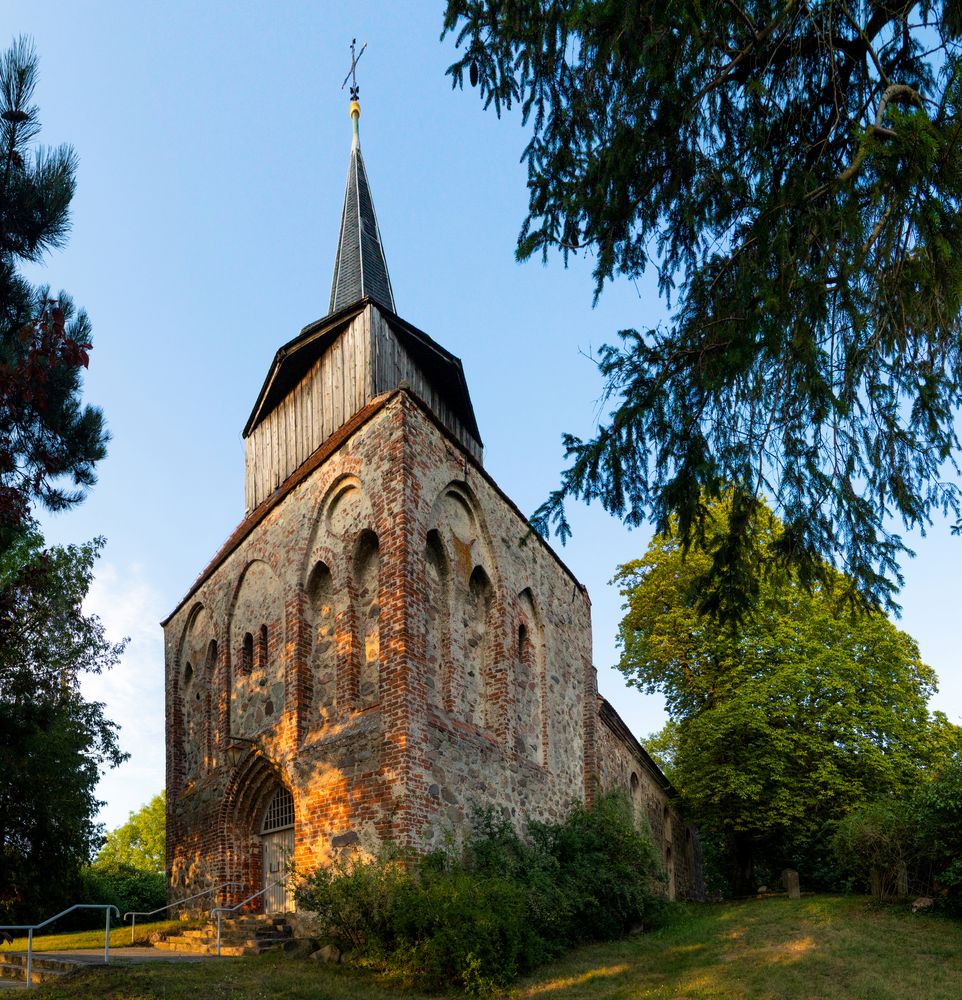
163, 95, 703, 913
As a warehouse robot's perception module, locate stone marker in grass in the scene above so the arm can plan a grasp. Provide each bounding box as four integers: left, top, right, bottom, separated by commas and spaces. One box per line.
782, 869, 800, 900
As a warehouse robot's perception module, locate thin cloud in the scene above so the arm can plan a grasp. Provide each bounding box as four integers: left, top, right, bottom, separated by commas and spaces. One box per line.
81, 562, 166, 832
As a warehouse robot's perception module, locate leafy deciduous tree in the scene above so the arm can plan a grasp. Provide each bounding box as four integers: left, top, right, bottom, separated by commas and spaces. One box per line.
613, 496, 943, 893
0, 36, 120, 924
95, 792, 165, 875
0, 528, 127, 922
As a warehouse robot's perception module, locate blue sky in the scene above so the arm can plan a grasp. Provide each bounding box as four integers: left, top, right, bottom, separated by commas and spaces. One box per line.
8, 1, 961, 831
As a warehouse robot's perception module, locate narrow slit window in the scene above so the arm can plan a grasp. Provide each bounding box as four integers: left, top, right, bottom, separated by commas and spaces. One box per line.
258, 624, 269, 670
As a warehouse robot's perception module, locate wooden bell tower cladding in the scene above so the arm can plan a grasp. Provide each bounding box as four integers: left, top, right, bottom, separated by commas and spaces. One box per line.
242, 302, 483, 513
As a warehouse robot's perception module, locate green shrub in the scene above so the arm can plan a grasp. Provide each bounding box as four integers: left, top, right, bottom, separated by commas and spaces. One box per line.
913, 761, 962, 914
832, 800, 916, 899
459, 807, 568, 957
831, 762, 962, 912
72, 863, 167, 928
528, 793, 666, 943
294, 848, 413, 954
391, 871, 535, 992
295, 792, 666, 994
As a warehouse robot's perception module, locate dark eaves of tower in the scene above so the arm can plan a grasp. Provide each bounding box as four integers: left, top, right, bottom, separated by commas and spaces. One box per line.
328, 101, 395, 315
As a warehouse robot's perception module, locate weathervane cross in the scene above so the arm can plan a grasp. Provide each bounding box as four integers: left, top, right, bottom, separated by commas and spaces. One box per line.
341, 38, 367, 100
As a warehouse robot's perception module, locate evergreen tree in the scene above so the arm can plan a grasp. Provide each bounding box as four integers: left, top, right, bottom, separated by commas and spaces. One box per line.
444, 2, 962, 615
0, 37, 120, 925
0, 36, 106, 549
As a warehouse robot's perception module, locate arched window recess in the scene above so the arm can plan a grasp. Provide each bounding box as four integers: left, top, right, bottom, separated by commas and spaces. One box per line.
261, 785, 295, 834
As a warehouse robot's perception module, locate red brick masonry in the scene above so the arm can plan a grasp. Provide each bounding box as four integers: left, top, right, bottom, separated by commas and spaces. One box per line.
164, 388, 702, 910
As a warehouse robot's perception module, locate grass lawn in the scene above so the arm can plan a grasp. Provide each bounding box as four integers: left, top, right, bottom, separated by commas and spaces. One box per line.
0, 918, 203, 952
511, 894, 962, 999
25, 894, 962, 999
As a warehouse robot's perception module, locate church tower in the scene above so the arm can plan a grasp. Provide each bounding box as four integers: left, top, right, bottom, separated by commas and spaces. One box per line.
163, 80, 701, 914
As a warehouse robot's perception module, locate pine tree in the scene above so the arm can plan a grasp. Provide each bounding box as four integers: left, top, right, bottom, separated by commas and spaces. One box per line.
0, 37, 120, 925
444, 2, 962, 616
0, 36, 106, 548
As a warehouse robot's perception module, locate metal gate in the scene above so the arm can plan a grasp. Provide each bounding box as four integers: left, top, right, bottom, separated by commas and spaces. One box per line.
260, 786, 295, 913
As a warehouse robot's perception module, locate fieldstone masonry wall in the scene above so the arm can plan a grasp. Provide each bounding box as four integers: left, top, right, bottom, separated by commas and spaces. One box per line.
596, 698, 704, 900
165, 387, 702, 911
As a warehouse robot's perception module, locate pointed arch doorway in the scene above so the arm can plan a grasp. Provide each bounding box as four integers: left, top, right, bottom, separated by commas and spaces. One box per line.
260, 785, 295, 913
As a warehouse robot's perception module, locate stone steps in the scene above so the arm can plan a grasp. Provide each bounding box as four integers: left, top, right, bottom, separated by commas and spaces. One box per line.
0, 952, 85, 986
153, 914, 294, 956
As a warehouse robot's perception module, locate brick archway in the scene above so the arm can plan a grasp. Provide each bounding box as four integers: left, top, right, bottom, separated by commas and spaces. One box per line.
219, 752, 294, 910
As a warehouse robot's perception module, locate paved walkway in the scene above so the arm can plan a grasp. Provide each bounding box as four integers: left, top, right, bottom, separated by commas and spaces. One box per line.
29, 948, 228, 964
0, 947, 230, 988
0, 948, 228, 988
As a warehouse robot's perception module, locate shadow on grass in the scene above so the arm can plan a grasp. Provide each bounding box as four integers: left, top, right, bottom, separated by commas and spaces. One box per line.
26, 896, 962, 1000
513, 896, 962, 1000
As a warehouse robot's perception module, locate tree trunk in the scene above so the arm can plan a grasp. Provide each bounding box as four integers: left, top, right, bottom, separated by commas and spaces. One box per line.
727, 833, 756, 896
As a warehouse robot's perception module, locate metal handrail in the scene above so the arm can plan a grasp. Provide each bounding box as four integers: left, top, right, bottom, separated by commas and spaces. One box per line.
123, 881, 243, 944
0, 903, 120, 992
209, 881, 285, 957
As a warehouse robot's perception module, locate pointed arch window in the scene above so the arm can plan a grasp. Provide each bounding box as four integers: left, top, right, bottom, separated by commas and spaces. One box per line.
515, 590, 545, 762
464, 565, 495, 729
261, 786, 295, 834
518, 623, 528, 659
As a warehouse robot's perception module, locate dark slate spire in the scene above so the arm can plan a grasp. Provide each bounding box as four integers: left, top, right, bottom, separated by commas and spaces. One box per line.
329, 95, 395, 314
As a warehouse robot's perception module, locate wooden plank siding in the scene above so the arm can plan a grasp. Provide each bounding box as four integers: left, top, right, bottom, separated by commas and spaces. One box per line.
243, 304, 483, 512
370, 308, 484, 463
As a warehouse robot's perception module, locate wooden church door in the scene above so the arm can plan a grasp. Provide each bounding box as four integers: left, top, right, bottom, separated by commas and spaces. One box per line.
260, 786, 295, 913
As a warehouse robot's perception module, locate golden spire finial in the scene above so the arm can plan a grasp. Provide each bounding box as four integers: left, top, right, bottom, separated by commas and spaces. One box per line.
342, 38, 367, 141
